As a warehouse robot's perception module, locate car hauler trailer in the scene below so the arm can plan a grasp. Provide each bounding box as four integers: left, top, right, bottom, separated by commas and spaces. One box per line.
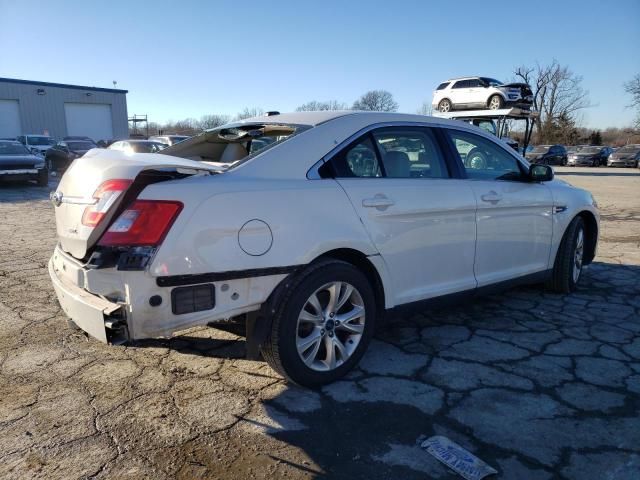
433, 107, 539, 156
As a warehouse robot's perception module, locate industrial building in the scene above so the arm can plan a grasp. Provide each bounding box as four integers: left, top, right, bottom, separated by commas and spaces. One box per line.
0, 77, 128, 141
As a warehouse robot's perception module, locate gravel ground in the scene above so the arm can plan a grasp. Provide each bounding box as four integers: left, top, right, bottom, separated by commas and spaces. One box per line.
0, 166, 639, 479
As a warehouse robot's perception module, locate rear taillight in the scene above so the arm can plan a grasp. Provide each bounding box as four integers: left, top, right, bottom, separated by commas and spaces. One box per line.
98, 200, 183, 247
82, 179, 132, 227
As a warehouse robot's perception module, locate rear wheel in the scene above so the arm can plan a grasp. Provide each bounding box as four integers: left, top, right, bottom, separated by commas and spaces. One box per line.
488, 95, 504, 110
262, 260, 376, 387
438, 99, 452, 113
546, 216, 586, 293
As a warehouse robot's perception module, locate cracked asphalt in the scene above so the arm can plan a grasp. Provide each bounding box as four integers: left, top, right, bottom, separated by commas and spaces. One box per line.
1, 166, 639, 479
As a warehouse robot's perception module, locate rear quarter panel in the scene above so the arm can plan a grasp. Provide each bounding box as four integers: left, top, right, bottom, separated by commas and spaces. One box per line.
140, 175, 379, 277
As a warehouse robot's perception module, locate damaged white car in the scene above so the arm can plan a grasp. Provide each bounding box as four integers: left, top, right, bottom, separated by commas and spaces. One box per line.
49, 111, 598, 386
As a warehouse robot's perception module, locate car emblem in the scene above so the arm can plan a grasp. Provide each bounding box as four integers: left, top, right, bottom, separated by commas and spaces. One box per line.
50, 191, 64, 207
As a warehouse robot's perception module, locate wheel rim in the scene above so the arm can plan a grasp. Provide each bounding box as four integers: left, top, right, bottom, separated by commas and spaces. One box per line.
573, 228, 584, 283
469, 153, 487, 169
296, 281, 366, 372
439, 101, 450, 112
489, 96, 501, 109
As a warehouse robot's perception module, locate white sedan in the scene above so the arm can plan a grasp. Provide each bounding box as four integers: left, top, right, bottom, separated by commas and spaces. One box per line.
48, 111, 599, 386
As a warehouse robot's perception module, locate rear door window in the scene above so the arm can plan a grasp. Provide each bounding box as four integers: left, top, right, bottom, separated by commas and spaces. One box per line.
331, 136, 382, 178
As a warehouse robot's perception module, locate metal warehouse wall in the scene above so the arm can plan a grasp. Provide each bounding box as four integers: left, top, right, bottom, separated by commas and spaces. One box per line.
0, 79, 128, 140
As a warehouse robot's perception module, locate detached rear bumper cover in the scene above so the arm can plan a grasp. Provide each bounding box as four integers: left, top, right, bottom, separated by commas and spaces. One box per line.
48, 258, 122, 343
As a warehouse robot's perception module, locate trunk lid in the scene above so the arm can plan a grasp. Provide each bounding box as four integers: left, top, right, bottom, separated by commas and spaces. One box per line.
52, 148, 222, 259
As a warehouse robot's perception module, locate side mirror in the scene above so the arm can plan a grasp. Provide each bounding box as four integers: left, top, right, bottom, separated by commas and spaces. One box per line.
529, 164, 554, 182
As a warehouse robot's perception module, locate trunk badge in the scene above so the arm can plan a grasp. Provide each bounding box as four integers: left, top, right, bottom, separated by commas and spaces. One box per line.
50, 191, 63, 207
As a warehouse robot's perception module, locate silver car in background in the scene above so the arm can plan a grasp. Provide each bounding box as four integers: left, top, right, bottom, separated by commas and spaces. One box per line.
608, 144, 640, 167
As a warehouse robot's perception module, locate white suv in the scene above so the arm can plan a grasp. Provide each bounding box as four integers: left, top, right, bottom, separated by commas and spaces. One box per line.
432, 77, 533, 113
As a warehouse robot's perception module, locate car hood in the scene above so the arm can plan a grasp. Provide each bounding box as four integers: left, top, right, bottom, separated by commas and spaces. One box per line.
0, 153, 42, 166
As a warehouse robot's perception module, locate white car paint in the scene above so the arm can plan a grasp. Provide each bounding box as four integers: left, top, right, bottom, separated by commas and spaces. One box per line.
432, 77, 532, 112
48, 111, 598, 344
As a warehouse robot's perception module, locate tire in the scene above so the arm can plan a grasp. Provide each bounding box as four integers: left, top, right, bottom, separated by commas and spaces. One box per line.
545, 216, 586, 293
438, 99, 452, 113
562, 157, 568, 166
488, 95, 504, 110
261, 259, 376, 387
466, 148, 488, 169
37, 169, 48, 187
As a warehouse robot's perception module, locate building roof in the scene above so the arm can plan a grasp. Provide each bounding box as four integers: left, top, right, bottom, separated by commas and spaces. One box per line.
0, 77, 128, 94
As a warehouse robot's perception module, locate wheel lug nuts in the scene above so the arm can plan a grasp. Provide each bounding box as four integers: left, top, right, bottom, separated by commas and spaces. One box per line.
329, 312, 335, 318
328, 332, 334, 337
321, 329, 325, 334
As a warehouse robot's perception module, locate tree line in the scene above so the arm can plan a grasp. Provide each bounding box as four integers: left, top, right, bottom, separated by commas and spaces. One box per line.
142, 62, 640, 146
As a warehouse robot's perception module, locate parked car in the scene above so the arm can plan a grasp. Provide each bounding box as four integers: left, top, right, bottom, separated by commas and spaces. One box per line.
525, 145, 568, 166
16, 134, 55, 156
109, 140, 169, 154
0, 140, 48, 186
567, 146, 613, 167
607, 144, 640, 167
432, 77, 533, 113
48, 111, 598, 387
149, 135, 190, 146
45, 139, 97, 172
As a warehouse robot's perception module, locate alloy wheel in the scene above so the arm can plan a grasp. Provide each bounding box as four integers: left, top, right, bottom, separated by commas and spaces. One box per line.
295, 281, 366, 372
573, 228, 584, 283
489, 96, 502, 109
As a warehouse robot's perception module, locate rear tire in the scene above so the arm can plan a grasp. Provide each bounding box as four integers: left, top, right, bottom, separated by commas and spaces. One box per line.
545, 216, 585, 293
261, 259, 376, 387
438, 99, 452, 113
488, 95, 504, 110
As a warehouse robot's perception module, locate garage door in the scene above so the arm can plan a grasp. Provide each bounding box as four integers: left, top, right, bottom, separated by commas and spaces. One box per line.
64, 103, 114, 142
0, 99, 21, 138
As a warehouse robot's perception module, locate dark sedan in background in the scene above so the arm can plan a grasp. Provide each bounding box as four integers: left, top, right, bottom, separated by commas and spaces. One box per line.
45, 139, 97, 173
0, 140, 48, 186
567, 146, 613, 167
525, 144, 568, 166
608, 144, 640, 167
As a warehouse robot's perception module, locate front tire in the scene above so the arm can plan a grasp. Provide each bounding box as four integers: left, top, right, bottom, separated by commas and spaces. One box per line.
488, 95, 504, 110
262, 260, 376, 387
546, 216, 586, 293
438, 99, 452, 113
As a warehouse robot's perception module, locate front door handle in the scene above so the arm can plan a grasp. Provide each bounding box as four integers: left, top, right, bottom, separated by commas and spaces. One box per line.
480, 191, 503, 204
362, 194, 395, 210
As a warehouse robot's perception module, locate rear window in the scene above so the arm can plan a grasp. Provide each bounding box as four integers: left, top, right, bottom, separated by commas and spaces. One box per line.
436, 82, 450, 90
67, 141, 95, 151
26, 136, 51, 146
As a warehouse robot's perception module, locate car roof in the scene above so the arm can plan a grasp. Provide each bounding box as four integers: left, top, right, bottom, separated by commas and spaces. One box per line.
445, 77, 480, 82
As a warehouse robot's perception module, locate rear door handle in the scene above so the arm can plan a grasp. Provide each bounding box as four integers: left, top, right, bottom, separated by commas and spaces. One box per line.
480, 191, 503, 204
362, 195, 395, 210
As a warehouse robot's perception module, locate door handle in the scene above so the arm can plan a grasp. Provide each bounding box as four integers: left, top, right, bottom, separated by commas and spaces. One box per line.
480, 191, 503, 204
362, 195, 395, 210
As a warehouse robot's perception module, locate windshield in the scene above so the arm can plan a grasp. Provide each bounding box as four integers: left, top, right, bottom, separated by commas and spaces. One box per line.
0, 142, 30, 155
68, 141, 95, 151
616, 145, 640, 154
531, 146, 550, 154
472, 120, 497, 135
580, 147, 600, 154
480, 77, 503, 87
26, 135, 52, 146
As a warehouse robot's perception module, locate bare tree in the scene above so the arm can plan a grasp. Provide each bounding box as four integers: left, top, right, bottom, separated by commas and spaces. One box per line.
416, 101, 432, 116
624, 74, 640, 128
514, 60, 590, 142
198, 114, 230, 130
296, 100, 347, 111
352, 90, 398, 112
235, 107, 265, 121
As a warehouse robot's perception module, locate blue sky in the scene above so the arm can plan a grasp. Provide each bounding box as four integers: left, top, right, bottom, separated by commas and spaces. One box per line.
1, 0, 638, 128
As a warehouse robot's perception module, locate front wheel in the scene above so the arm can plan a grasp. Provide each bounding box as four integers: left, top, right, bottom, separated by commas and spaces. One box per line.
262, 260, 376, 387
546, 216, 586, 293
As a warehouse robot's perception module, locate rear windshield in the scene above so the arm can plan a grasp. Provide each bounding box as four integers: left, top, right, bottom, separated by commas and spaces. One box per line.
26, 136, 51, 146
0, 142, 30, 155
162, 122, 308, 168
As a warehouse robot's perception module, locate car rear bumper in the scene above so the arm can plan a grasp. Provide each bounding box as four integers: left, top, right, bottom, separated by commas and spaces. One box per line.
48, 245, 288, 342
49, 256, 123, 343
